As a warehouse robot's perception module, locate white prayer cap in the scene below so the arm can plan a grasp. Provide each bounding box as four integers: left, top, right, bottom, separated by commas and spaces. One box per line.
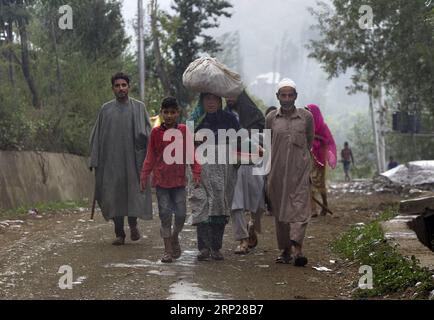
277, 78, 297, 92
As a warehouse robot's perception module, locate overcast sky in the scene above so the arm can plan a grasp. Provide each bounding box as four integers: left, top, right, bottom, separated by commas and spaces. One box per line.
121, 0, 172, 37
121, 0, 368, 143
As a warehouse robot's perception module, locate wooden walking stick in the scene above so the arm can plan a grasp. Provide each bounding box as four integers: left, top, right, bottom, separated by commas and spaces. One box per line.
90, 166, 97, 220
312, 196, 334, 215
90, 195, 96, 220
309, 175, 334, 215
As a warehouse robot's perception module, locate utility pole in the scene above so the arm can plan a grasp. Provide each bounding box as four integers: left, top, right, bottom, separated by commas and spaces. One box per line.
369, 85, 381, 174
377, 85, 387, 172
138, 0, 145, 101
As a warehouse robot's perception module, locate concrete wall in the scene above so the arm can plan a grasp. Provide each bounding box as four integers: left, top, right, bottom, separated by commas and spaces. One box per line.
0, 151, 94, 211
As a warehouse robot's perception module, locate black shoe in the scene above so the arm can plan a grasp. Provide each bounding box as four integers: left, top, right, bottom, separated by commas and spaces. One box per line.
211, 250, 224, 261
197, 249, 210, 261
130, 226, 141, 241
112, 236, 125, 246
293, 255, 308, 267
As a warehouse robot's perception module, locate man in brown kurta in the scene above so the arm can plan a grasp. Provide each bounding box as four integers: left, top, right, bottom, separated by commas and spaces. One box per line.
265, 78, 314, 267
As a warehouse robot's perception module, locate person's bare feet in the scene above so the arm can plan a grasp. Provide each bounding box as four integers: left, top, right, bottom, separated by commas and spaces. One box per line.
234, 239, 249, 254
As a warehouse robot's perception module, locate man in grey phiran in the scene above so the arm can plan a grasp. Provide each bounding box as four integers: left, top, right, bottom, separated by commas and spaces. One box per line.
89, 73, 153, 245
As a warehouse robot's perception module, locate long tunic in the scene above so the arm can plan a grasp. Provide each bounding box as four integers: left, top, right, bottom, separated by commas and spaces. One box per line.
231, 164, 265, 213
226, 95, 265, 214
190, 157, 238, 225
265, 107, 314, 224
190, 110, 240, 225
89, 98, 153, 221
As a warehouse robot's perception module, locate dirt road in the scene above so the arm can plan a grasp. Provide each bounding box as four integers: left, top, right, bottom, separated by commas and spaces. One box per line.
0, 182, 402, 300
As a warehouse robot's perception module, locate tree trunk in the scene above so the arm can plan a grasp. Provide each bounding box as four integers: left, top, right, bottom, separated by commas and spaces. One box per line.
150, 0, 172, 96
369, 85, 381, 175
51, 20, 62, 92
6, 20, 15, 86
377, 84, 387, 172
50, 18, 66, 137
17, 17, 40, 109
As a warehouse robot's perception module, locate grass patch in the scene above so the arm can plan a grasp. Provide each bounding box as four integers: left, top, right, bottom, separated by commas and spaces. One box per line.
332, 207, 434, 299
0, 200, 89, 220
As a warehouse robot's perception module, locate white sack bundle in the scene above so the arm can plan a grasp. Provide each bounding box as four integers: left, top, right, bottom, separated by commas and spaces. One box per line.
183, 57, 244, 98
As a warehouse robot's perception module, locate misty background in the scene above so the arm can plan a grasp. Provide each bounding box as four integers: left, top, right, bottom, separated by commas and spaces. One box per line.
1, 0, 431, 180
121, 0, 369, 148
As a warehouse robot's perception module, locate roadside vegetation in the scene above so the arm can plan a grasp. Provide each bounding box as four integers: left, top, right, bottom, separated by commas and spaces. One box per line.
332, 207, 434, 299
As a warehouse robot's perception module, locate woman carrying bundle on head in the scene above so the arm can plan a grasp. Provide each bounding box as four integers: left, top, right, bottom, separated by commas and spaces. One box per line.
189, 92, 241, 261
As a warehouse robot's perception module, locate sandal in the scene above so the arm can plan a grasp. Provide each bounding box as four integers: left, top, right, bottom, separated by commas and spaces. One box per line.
275, 252, 292, 264
234, 242, 249, 255
161, 252, 173, 263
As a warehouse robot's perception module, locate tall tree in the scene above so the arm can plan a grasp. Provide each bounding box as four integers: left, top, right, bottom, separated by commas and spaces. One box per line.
1, 0, 40, 108
149, 0, 173, 96
308, 0, 433, 114
0, 1, 16, 85
307, 0, 433, 171
169, 0, 232, 107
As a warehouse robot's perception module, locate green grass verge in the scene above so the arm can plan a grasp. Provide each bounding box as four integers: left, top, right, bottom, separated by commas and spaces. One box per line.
332, 208, 434, 299
0, 200, 88, 220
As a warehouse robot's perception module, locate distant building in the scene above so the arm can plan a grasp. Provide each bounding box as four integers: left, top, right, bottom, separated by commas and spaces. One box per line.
248, 72, 281, 106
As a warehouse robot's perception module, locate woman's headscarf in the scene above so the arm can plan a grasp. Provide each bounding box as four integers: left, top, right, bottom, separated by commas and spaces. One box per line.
189, 90, 265, 131
189, 96, 205, 126
189, 93, 231, 132
307, 104, 337, 169
188, 93, 209, 130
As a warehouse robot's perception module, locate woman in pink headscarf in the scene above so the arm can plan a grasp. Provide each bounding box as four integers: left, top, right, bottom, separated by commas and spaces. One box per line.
306, 104, 337, 217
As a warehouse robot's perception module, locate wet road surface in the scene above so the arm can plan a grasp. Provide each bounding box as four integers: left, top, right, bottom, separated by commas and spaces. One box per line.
0, 182, 402, 300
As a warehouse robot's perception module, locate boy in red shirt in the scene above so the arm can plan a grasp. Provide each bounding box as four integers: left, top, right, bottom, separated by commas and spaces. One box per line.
140, 97, 201, 263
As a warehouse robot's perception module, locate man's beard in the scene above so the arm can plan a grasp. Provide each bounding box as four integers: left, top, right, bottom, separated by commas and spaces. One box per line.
116, 92, 127, 99
281, 102, 294, 109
